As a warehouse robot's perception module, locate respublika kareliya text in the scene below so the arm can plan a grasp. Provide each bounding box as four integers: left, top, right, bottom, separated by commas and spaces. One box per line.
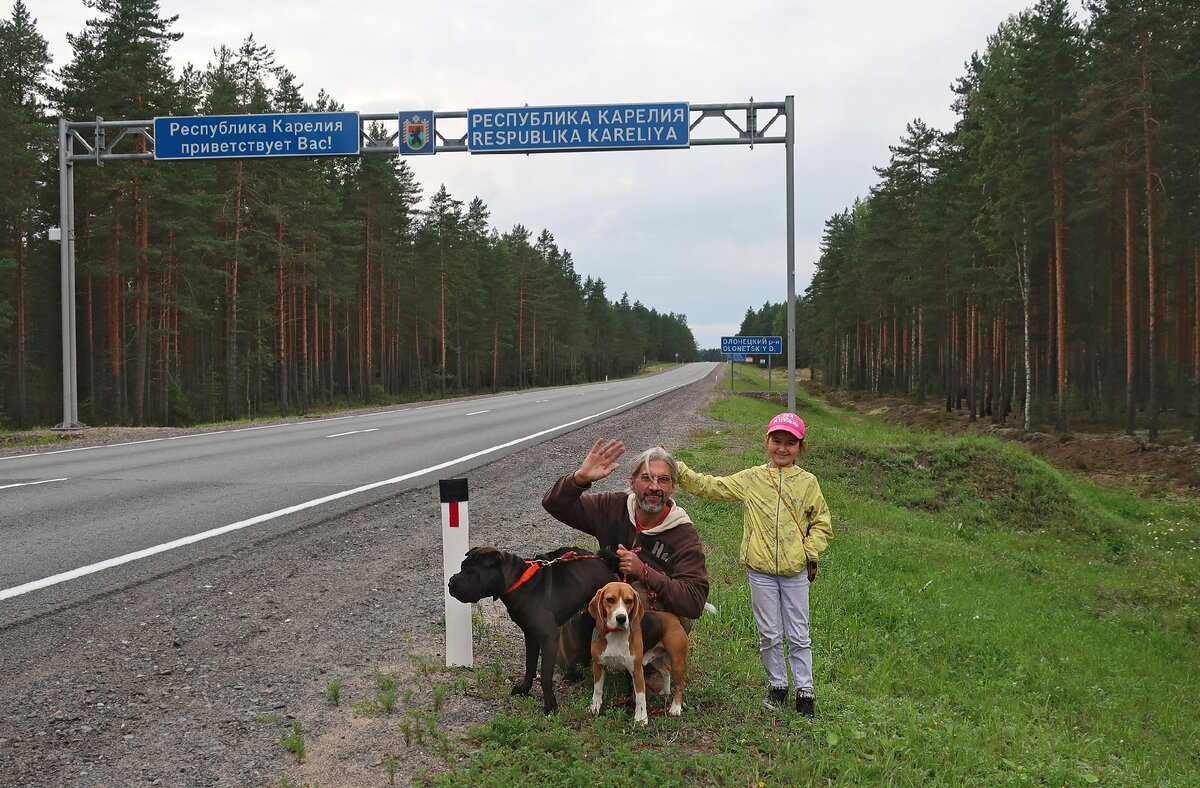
467, 104, 689, 152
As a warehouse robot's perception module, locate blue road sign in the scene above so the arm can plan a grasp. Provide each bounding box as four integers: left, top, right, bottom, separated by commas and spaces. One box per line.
153, 112, 360, 160
400, 111, 435, 155
721, 336, 783, 355
467, 102, 689, 153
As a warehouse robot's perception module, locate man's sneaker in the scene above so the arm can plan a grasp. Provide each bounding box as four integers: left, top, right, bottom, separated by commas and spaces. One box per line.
796, 689, 815, 718
763, 687, 788, 709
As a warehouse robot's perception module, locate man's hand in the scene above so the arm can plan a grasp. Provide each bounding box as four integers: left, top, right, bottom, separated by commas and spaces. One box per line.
616, 544, 645, 578
573, 438, 625, 486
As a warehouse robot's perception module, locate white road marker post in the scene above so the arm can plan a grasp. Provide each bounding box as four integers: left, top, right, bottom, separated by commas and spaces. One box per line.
440, 478, 473, 667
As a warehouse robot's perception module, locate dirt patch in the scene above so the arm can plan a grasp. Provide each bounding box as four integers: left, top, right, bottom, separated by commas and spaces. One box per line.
818, 388, 1200, 499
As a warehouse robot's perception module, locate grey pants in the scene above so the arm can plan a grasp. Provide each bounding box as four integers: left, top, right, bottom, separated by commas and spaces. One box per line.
746, 567, 812, 693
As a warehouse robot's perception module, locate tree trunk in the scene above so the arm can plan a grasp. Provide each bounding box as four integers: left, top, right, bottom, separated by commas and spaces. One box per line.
916, 304, 925, 404
1018, 217, 1033, 431
1052, 137, 1068, 434
361, 207, 373, 402
1142, 47, 1159, 442
440, 245, 447, 396
132, 176, 150, 426
492, 320, 499, 393
108, 198, 124, 420
13, 223, 27, 427
379, 233, 387, 395
1192, 243, 1199, 443
277, 220, 289, 415
1124, 177, 1137, 435
517, 286, 525, 389
300, 259, 310, 412
225, 161, 243, 420
967, 300, 977, 422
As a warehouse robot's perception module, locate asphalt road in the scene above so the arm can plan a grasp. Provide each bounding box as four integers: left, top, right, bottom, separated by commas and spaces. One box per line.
0, 363, 720, 624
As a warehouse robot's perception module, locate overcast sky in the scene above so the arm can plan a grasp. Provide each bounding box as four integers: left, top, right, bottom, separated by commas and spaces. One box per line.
36, 0, 1086, 350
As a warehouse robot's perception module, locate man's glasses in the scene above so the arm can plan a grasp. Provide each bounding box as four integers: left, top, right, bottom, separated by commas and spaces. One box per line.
637, 474, 673, 486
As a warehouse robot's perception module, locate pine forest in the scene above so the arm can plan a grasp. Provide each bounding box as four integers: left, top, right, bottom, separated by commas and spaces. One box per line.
3, 1, 1199, 441
748, 0, 1198, 441
0, 0, 697, 429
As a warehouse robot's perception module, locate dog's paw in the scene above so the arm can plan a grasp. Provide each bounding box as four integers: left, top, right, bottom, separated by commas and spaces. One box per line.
589, 701, 602, 715
668, 702, 683, 716
634, 695, 648, 725
511, 685, 531, 697
703, 602, 717, 615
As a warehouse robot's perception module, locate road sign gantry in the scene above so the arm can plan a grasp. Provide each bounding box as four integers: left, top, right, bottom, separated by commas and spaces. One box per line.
54, 99, 800, 429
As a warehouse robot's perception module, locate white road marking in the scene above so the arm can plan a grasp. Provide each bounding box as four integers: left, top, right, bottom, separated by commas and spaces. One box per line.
0, 383, 681, 602
325, 429, 379, 438
465, 410, 490, 416
0, 478, 68, 490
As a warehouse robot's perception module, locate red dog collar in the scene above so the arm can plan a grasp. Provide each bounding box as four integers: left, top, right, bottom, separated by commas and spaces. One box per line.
504, 561, 541, 594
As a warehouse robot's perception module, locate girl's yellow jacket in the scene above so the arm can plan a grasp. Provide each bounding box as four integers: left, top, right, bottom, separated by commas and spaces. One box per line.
676, 461, 833, 577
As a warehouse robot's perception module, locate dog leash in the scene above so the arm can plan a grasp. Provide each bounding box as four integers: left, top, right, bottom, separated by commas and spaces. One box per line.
503, 550, 605, 595
619, 546, 659, 610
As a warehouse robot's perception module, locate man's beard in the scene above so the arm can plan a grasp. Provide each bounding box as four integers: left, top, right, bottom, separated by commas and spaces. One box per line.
635, 490, 666, 515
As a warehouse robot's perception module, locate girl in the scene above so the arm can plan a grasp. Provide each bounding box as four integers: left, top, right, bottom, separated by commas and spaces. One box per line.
673, 412, 833, 716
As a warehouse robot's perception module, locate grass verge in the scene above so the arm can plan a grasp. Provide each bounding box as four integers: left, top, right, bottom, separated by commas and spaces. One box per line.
428, 388, 1198, 787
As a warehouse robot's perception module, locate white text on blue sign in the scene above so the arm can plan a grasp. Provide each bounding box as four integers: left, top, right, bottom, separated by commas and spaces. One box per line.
153, 112, 360, 160
721, 336, 783, 354
467, 103, 689, 153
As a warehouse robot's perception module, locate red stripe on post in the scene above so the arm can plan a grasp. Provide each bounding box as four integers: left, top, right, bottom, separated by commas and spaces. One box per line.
449, 501, 460, 528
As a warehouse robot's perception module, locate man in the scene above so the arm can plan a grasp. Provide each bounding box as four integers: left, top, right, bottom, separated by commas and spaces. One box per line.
542, 438, 710, 668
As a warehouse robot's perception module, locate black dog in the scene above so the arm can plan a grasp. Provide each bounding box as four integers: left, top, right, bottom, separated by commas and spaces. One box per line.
448, 545, 617, 714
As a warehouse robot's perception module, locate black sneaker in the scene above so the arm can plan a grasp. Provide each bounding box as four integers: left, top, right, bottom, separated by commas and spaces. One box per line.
796, 690, 815, 718
763, 687, 788, 710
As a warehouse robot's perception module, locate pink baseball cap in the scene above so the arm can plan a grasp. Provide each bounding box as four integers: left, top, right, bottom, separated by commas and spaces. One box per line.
766, 412, 806, 441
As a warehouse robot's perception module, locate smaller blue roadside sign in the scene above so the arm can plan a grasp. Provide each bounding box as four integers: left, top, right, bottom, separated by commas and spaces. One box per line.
154, 112, 360, 160
722, 336, 783, 355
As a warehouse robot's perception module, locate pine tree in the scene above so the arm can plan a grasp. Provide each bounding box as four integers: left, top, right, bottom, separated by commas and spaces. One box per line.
0, 0, 52, 427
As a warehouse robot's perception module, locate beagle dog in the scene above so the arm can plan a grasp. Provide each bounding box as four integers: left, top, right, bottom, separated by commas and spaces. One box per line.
587, 581, 688, 724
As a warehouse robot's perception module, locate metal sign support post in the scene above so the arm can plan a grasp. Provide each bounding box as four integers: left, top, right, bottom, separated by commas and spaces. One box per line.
785, 95, 797, 414
56, 118, 84, 430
